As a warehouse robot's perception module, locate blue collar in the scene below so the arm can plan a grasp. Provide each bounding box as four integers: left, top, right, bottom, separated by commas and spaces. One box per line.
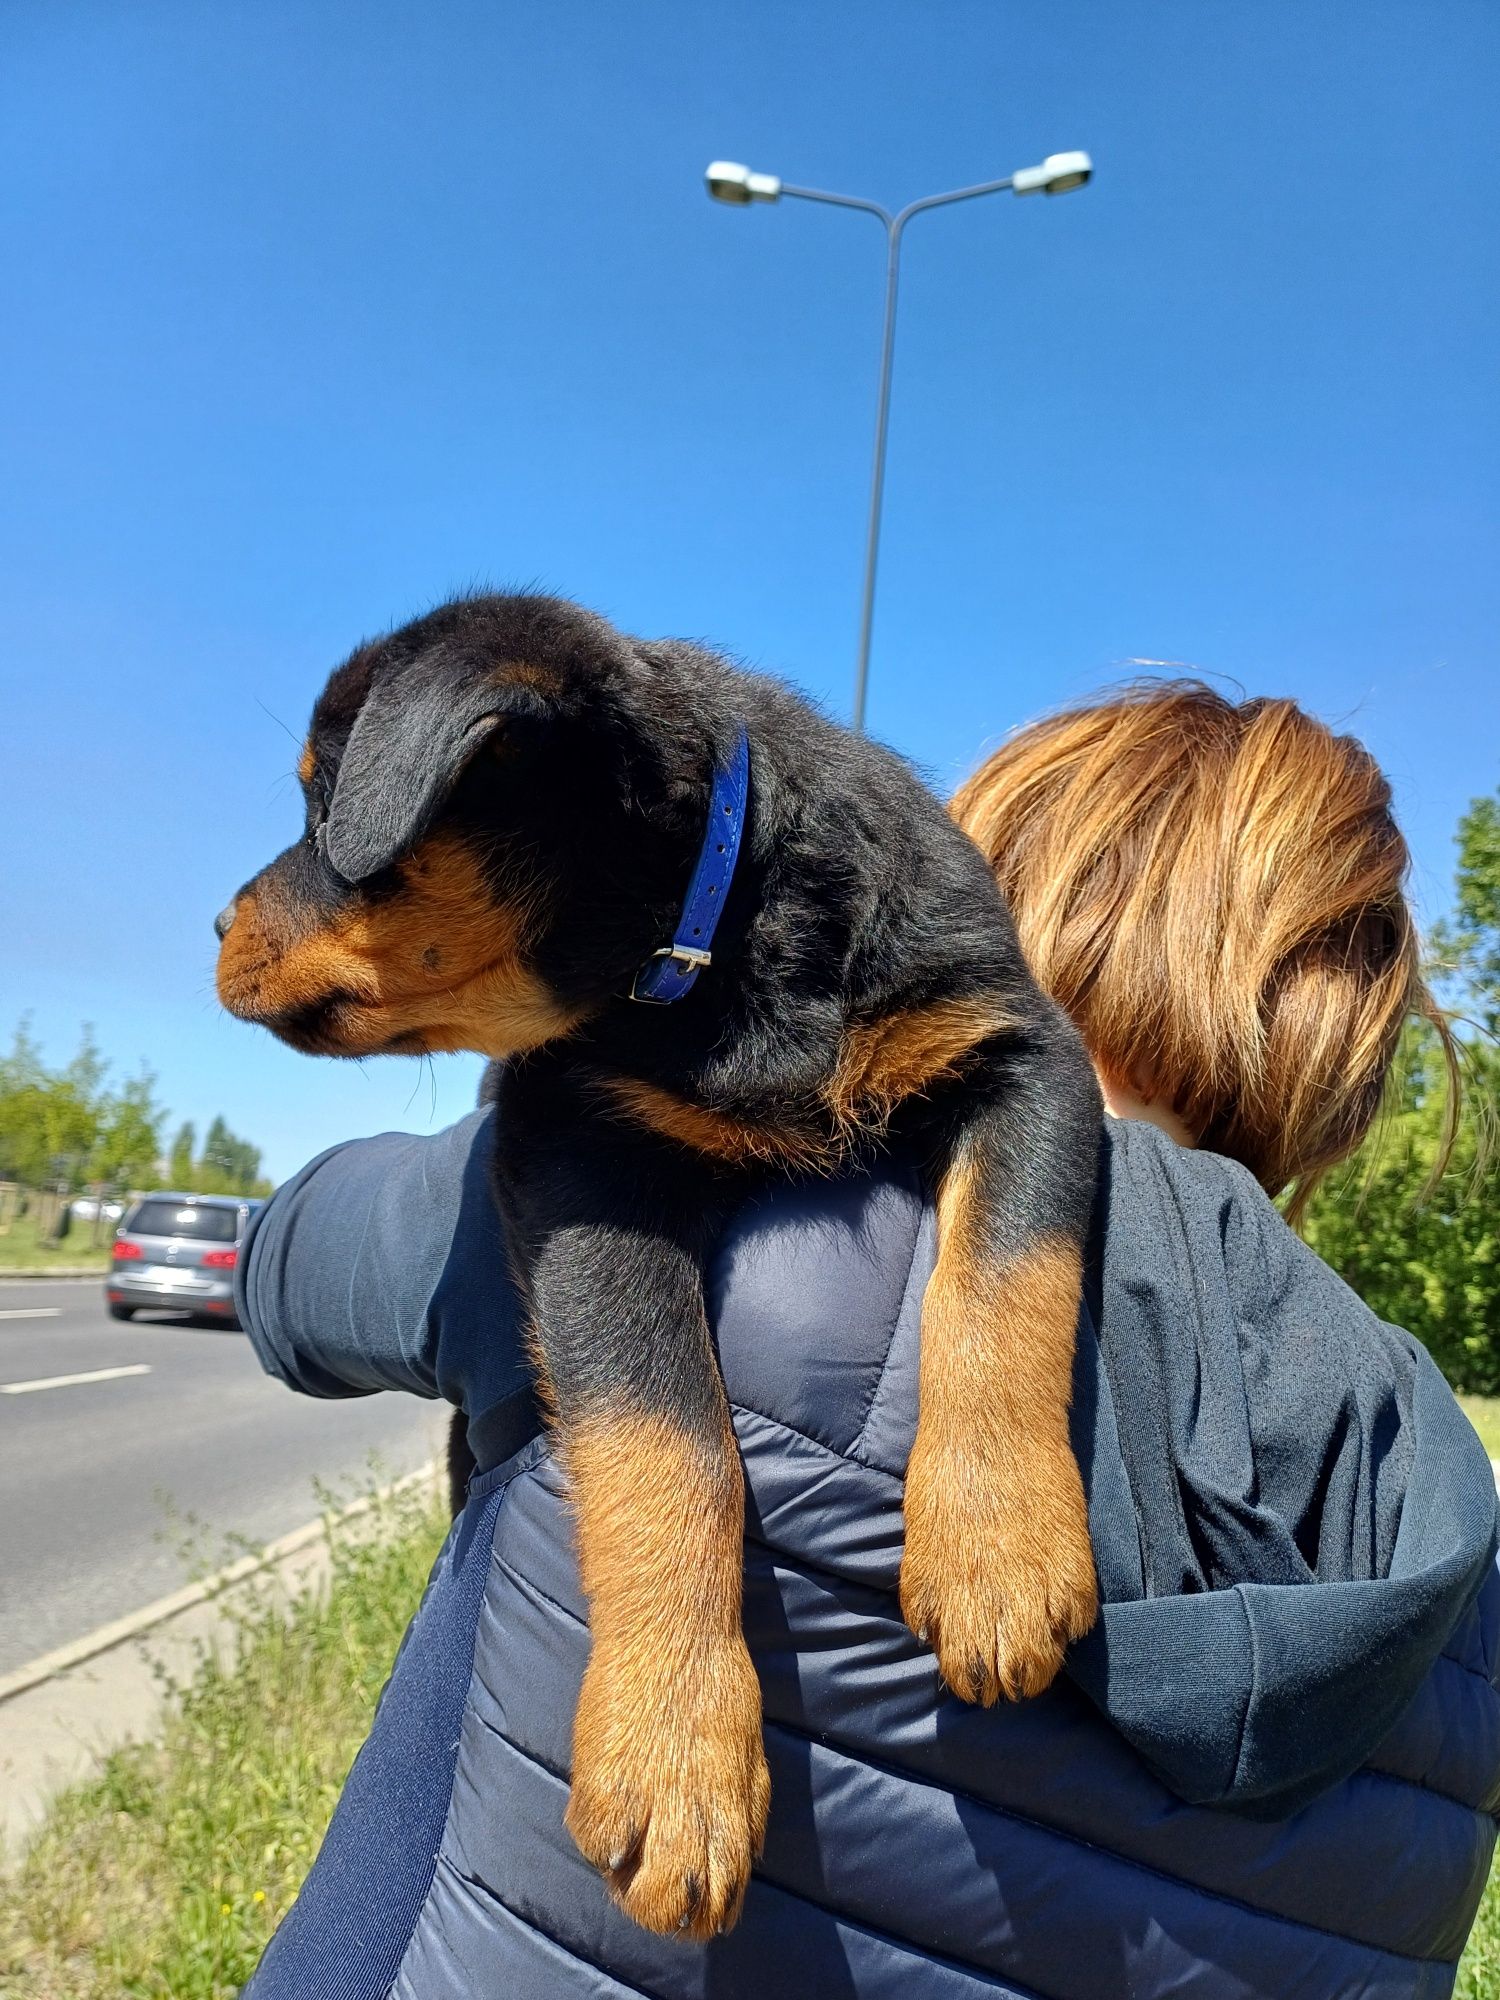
629, 728, 751, 1004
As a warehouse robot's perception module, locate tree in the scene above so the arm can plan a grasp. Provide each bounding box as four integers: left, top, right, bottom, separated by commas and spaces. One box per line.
193, 1115, 268, 1196
168, 1121, 197, 1189
1433, 792, 1500, 1038
1300, 789, 1499, 1392
0, 1025, 270, 1198
94, 1069, 167, 1190
0, 1019, 107, 1188
0, 1018, 56, 1183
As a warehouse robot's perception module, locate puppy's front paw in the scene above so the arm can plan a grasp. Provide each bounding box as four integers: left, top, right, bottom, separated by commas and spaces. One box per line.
566, 1635, 771, 1940
899, 1440, 1097, 1705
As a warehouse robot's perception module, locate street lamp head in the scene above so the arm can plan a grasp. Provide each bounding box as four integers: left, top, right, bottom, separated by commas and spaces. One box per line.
1011, 150, 1093, 197
705, 160, 783, 206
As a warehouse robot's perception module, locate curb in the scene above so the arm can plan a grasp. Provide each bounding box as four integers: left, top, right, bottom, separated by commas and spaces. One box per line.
0, 1267, 109, 1281
0, 1459, 442, 1707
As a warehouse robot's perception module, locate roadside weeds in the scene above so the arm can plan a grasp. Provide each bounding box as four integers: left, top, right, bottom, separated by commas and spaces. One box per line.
0, 1474, 448, 2000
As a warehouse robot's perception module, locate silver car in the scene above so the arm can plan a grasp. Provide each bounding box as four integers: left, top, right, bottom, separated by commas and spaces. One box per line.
107, 1192, 260, 1328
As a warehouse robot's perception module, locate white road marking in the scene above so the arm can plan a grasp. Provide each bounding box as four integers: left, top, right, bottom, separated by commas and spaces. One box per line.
0, 1278, 99, 1288
0, 1308, 62, 1321
0, 1364, 152, 1396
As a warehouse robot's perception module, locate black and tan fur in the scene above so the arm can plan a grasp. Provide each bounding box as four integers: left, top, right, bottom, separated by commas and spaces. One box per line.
216, 593, 1101, 1939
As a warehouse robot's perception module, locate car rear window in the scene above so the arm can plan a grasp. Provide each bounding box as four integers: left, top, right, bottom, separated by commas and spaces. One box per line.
127, 1201, 239, 1243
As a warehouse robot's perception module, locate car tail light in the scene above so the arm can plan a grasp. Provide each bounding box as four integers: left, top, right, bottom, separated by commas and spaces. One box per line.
112, 1241, 142, 1261
201, 1248, 238, 1270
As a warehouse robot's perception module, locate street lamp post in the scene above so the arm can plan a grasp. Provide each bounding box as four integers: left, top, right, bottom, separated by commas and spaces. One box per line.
706, 152, 1092, 733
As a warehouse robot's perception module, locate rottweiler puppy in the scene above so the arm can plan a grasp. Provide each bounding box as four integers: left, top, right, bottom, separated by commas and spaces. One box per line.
216, 592, 1101, 1940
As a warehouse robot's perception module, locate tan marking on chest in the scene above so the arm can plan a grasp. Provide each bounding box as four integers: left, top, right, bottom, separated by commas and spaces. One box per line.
600, 993, 1020, 1168
828, 993, 1021, 1131
598, 1077, 827, 1169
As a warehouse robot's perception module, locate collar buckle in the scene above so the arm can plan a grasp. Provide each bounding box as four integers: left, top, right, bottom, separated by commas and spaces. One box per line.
628, 944, 713, 1005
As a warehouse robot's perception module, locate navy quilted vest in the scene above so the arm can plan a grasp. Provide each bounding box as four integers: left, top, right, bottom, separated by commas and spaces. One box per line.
242, 1114, 1500, 1998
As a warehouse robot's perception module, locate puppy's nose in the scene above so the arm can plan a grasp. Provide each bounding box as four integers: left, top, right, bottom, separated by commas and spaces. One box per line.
214, 900, 238, 942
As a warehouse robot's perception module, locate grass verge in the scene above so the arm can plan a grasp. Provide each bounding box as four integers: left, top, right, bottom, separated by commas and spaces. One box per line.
1460, 1394, 1500, 1461
0, 1210, 111, 1271
0, 1469, 1495, 1995
0, 1475, 448, 1999
1460, 1870, 1500, 2000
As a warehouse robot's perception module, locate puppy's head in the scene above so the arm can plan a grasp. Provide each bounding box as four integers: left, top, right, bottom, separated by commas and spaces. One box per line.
215, 594, 711, 1059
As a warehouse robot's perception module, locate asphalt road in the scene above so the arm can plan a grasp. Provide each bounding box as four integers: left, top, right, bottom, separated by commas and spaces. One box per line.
0, 1277, 446, 1675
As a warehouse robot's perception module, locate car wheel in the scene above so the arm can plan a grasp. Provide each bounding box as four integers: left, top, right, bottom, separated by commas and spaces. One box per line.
107, 1302, 136, 1321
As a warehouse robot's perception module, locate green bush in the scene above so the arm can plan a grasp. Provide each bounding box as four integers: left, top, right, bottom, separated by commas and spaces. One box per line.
1301, 1024, 1498, 1391
1300, 785, 1499, 1394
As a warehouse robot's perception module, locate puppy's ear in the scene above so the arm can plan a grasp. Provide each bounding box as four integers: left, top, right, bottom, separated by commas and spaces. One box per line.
325, 668, 507, 882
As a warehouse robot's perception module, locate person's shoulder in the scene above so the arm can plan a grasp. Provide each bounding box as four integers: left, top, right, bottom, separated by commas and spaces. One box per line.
1104, 1114, 1270, 1222
1102, 1115, 1427, 1363
1103, 1115, 1326, 1307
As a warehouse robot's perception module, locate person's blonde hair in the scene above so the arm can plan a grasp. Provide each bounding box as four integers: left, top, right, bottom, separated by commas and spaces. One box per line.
951, 680, 1457, 1220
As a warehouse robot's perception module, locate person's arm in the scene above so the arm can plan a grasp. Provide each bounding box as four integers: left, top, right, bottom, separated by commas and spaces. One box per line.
236, 1106, 540, 1467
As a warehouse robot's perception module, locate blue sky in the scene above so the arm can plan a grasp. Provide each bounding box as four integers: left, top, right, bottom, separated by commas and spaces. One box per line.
2, 1, 1495, 1184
